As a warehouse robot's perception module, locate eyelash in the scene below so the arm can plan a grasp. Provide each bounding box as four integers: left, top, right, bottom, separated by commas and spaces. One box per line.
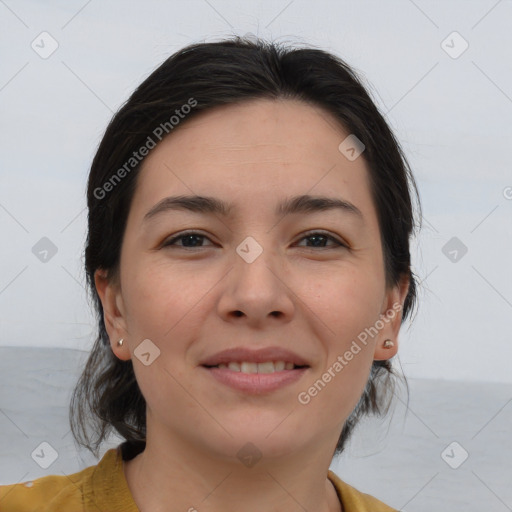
161, 230, 347, 250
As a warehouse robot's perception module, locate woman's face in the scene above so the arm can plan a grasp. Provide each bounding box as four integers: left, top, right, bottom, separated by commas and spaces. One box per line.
96, 98, 408, 461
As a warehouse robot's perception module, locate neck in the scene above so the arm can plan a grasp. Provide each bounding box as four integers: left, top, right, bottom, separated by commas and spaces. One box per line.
122, 434, 342, 512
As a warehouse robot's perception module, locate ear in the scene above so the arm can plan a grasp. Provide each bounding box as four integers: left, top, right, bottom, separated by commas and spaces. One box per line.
94, 268, 131, 361
373, 273, 410, 361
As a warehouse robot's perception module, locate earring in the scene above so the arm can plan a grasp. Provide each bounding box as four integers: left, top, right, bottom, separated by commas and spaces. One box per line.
117, 338, 124, 347
383, 339, 394, 349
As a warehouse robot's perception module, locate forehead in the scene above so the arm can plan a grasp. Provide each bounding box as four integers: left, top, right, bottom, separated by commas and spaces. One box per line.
163, 98, 347, 164
130, 98, 376, 224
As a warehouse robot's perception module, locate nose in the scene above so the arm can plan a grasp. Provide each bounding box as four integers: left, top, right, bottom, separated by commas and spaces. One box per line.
216, 239, 295, 328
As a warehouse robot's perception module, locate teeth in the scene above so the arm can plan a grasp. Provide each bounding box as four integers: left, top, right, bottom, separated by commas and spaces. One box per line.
274, 361, 285, 371
258, 361, 275, 374
215, 361, 298, 373
241, 362, 258, 373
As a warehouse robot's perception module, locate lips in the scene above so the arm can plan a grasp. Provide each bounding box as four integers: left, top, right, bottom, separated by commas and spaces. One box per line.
200, 347, 310, 394
200, 346, 310, 368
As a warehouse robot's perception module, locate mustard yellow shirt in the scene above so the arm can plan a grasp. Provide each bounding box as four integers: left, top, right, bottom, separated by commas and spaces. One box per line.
0, 445, 397, 511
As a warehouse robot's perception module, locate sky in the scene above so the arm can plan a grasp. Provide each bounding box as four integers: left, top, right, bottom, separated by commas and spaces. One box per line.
0, 0, 511, 383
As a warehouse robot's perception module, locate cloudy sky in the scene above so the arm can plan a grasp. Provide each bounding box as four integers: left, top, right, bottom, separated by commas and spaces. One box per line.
0, 0, 511, 383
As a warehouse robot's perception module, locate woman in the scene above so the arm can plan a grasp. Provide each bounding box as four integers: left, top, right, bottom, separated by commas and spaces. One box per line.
0, 36, 420, 511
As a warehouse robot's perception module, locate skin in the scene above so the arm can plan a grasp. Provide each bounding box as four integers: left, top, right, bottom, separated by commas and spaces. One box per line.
95, 98, 409, 512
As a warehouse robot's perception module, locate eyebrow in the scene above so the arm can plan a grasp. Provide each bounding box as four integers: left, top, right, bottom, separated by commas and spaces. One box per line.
143, 194, 364, 223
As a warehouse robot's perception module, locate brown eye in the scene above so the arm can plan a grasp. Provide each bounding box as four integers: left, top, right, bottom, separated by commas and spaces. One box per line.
296, 231, 347, 249
161, 230, 347, 250
162, 232, 214, 248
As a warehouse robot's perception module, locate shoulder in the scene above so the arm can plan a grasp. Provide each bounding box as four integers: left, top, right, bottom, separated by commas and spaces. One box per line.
328, 470, 398, 512
0, 448, 120, 512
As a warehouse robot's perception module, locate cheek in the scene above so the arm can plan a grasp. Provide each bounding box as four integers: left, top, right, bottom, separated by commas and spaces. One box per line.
302, 267, 383, 341
295, 327, 375, 438
308, 348, 374, 433
121, 259, 211, 338
297, 270, 381, 410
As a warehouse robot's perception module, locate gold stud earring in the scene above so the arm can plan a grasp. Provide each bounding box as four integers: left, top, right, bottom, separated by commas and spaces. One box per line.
383, 339, 394, 349
117, 338, 124, 347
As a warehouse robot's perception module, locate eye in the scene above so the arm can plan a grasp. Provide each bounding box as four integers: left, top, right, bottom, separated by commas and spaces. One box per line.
295, 231, 347, 249
161, 230, 347, 250
161, 231, 214, 249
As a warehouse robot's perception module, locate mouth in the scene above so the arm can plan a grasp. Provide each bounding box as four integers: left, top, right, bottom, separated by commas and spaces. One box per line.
201, 359, 310, 394
199, 346, 310, 394
202, 361, 309, 373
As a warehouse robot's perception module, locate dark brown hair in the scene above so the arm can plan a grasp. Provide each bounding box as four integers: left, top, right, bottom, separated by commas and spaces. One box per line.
69, 36, 421, 461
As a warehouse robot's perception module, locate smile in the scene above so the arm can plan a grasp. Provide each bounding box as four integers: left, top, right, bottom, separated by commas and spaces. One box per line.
206, 361, 304, 373
202, 364, 309, 394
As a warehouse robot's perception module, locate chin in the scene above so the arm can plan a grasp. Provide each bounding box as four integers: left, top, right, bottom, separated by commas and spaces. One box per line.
217, 423, 308, 461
